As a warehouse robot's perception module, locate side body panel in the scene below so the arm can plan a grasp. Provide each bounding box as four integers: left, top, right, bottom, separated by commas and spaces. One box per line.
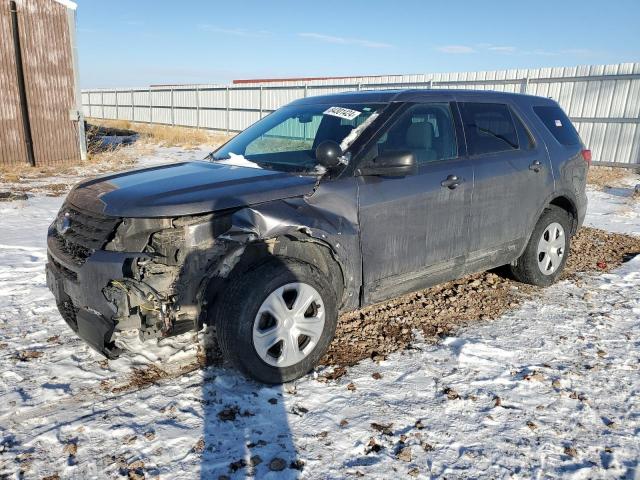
455, 95, 556, 269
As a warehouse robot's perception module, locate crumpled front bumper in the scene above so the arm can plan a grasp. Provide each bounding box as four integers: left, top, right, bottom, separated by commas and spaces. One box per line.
46, 228, 145, 358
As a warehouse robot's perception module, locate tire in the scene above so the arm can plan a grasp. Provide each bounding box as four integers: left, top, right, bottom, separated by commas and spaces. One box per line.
509, 206, 572, 287
214, 258, 338, 384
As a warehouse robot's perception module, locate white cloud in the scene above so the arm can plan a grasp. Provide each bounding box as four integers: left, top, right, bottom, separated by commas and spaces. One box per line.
298, 32, 392, 49
488, 45, 517, 53
198, 25, 271, 37
436, 45, 476, 54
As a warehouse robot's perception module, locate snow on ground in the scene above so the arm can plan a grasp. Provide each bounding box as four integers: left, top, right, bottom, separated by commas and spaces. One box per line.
0, 153, 639, 479
585, 182, 640, 236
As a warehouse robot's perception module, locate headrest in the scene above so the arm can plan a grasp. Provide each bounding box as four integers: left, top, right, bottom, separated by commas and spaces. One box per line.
406, 121, 434, 149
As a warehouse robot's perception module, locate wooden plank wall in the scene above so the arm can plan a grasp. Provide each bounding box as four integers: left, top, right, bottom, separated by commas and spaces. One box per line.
0, 0, 28, 167
0, 0, 80, 167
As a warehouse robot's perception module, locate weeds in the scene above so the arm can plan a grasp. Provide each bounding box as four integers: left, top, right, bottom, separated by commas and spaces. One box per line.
89, 118, 232, 148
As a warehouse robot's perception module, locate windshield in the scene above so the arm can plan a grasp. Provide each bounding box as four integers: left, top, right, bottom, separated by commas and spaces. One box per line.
211, 102, 387, 173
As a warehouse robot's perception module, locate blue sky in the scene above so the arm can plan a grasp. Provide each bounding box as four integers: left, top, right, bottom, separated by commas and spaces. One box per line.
76, 0, 640, 88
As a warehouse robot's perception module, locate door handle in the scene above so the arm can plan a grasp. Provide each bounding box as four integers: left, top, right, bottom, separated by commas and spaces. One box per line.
441, 174, 462, 189
529, 160, 542, 172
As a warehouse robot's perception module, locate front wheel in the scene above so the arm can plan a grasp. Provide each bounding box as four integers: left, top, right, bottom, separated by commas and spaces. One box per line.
510, 206, 572, 287
214, 258, 338, 384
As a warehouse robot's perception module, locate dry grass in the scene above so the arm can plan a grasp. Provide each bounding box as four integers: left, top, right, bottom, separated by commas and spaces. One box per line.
0, 142, 153, 183
587, 166, 632, 190
0, 121, 233, 189
89, 118, 232, 149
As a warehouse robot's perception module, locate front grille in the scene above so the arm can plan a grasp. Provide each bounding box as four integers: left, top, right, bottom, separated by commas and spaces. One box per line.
52, 203, 121, 265
57, 299, 78, 331
48, 254, 78, 281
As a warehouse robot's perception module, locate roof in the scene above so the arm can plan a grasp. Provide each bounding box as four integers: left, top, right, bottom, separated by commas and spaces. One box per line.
53, 0, 77, 9
289, 88, 557, 107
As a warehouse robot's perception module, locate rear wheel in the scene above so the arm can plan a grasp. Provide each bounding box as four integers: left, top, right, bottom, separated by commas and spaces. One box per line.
214, 258, 338, 384
510, 206, 572, 286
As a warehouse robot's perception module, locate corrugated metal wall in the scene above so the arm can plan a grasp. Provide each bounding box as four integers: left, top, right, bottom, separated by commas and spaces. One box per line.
83, 62, 640, 165
0, 0, 80, 167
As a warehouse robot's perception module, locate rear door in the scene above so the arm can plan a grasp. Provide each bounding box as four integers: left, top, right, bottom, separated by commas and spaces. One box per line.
457, 99, 553, 267
357, 100, 473, 304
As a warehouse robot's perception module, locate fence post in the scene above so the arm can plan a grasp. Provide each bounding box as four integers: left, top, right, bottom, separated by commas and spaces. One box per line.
131, 89, 135, 122
149, 89, 153, 124
226, 86, 230, 134
170, 87, 175, 126
195, 86, 200, 129
259, 86, 263, 119
100, 90, 104, 119
304, 85, 308, 97
521, 77, 529, 94
87, 90, 91, 118
428, 79, 433, 89
114, 89, 118, 119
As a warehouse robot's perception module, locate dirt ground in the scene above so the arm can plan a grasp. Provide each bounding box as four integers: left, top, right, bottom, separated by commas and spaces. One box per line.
318, 227, 640, 373
587, 165, 638, 190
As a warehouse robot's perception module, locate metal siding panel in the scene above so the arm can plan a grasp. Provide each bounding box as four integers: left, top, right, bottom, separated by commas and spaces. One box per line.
616, 123, 636, 164
102, 91, 116, 105
81, 62, 640, 164
151, 107, 171, 124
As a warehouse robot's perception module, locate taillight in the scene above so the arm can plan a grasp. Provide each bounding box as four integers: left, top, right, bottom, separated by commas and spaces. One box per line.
581, 149, 592, 166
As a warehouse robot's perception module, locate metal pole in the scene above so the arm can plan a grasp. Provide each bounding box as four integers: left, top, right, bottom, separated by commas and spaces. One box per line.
259, 86, 263, 119
131, 90, 135, 122
195, 86, 200, 129
170, 87, 175, 126
65, 5, 86, 161
226, 86, 230, 134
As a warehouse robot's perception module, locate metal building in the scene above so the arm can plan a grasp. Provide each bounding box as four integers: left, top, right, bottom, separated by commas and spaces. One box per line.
0, 0, 85, 167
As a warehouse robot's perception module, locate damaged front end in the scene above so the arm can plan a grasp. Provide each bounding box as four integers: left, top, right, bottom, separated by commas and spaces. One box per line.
46, 203, 242, 358
46, 170, 360, 359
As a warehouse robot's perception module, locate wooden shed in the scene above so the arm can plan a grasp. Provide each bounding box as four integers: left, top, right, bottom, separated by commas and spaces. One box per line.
0, 0, 86, 167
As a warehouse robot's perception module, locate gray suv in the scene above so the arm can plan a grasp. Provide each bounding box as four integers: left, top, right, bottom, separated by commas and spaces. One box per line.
46, 90, 589, 383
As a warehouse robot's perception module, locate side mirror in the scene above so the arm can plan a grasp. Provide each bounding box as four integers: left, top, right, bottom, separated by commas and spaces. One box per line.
315, 140, 344, 168
357, 150, 417, 177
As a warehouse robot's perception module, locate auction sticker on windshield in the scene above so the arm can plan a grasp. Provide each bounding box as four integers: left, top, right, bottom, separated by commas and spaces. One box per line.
323, 106, 361, 121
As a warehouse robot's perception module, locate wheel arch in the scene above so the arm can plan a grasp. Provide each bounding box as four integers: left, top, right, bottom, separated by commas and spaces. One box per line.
548, 195, 578, 234
199, 233, 346, 328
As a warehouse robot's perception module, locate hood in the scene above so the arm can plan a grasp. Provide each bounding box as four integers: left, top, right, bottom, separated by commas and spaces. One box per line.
67, 161, 317, 217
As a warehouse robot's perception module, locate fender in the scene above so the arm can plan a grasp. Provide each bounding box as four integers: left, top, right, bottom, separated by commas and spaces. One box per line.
517, 189, 580, 258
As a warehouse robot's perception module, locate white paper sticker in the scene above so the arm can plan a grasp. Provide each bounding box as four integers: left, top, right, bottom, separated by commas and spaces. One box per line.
555, 119, 563, 127
323, 106, 361, 121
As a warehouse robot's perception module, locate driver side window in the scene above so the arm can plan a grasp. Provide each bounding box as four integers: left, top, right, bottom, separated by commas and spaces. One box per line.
376, 103, 458, 164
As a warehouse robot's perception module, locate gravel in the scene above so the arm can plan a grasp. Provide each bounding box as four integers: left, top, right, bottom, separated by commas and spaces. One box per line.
320, 227, 640, 369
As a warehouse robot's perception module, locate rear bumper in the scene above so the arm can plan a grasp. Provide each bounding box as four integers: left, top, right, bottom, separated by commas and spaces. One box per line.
46, 227, 146, 358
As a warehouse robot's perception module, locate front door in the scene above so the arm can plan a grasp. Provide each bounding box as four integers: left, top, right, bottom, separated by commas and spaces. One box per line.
357, 101, 473, 304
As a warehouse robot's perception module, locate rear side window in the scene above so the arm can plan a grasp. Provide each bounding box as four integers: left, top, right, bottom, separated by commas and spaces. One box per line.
512, 111, 535, 150
459, 103, 519, 155
533, 106, 581, 146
